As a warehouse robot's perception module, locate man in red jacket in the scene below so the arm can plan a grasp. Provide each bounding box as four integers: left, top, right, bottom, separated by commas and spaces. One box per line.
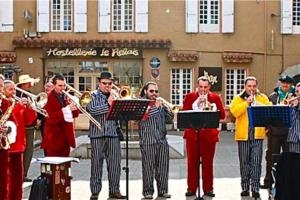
183, 76, 225, 197
41, 74, 79, 156
4, 80, 37, 200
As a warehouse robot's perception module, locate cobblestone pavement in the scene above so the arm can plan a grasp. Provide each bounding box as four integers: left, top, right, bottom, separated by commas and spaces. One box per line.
23, 131, 270, 200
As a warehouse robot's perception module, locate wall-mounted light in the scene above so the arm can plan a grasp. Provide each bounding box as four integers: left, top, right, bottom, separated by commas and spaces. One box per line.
165, 9, 171, 14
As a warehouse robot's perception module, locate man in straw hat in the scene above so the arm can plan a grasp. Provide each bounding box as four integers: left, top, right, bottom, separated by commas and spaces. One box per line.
16, 74, 40, 182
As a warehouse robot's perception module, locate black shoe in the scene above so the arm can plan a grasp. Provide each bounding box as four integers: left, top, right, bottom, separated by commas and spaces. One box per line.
109, 192, 126, 199
185, 191, 196, 196
23, 177, 32, 182
90, 193, 99, 200
240, 191, 250, 196
252, 191, 260, 198
260, 184, 270, 189
204, 191, 215, 197
158, 193, 171, 198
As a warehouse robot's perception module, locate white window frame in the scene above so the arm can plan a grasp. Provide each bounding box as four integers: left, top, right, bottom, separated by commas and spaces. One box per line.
112, 0, 134, 32
293, 0, 300, 33
171, 68, 193, 106
0, 0, 13, 32
225, 68, 247, 106
199, 0, 220, 33
51, 0, 73, 32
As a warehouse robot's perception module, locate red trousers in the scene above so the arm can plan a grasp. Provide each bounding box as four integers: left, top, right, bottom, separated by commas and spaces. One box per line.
186, 138, 216, 193
0, 149, 8, 200
7, 152, 23, 200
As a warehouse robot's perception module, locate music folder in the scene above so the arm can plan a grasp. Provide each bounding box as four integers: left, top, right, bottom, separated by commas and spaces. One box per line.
177, 110, 220, 129
247, 105, 291, 128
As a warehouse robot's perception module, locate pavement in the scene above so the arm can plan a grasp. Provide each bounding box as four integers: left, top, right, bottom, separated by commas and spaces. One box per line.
22, 131, 270, 200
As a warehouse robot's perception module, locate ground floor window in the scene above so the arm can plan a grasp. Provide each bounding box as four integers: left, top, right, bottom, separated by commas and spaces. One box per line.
225, 68, 247, 106
45, 59, 142, 92
171, 68, 193, 106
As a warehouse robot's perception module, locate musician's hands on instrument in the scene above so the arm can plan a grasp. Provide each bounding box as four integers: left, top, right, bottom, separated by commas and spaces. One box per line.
69, 102, 77, 111
107, 95, 115, 106
19, 97, 29, 106
247, 95, 254, 104
155, 98, 163, 108
290, 98, 299, 107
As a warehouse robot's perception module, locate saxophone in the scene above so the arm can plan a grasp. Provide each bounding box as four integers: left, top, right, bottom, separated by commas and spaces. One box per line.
0, 97, 15, 150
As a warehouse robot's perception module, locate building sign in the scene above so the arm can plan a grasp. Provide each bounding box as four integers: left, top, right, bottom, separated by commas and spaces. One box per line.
45, 48, 143, 58
149, 57, 160, 68
199, 67, 222, 91
151, 69, 160, 80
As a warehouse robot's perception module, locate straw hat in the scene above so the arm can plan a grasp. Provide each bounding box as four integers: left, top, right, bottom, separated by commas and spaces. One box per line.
16, 74, 40, 86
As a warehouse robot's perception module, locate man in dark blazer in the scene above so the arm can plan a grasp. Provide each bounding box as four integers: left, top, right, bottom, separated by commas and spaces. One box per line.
183, 76, 225, 197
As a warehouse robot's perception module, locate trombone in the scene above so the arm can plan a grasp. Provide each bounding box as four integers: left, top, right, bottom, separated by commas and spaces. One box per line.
63, 84, 102, 130
156, 97, 180, 113
111, 84, 132, 99
15, 88, 48, 117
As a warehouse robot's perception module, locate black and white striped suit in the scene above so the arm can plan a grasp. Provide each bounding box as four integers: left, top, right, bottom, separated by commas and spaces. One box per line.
138, 103, 174, 196
287, 105, 300, 153
86, 90, 121, 195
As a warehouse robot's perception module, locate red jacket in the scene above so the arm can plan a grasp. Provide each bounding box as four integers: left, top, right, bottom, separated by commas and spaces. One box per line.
8, 103, 36, 153
41, 90, 79, 153
182, 91, 225, 142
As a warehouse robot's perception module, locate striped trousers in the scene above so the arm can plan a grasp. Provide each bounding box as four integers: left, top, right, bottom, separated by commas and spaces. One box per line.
140, 143, 169, 196
288, 142, 300, 153
237, 139, 263, 192
90, 137, 121, 194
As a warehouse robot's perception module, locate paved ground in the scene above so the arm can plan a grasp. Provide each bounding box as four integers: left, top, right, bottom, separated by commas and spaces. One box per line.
23, 131, 271, 200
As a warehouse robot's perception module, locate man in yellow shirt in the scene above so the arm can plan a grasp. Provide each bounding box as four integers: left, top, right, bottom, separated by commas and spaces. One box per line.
230, 76, 271, 199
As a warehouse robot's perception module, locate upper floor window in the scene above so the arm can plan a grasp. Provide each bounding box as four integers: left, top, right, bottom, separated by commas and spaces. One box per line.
51, 0, 72, 31
112, 0, 133, 31
186, 0, 234, 33
281, 0, 300, 34
0, 0, 13, 32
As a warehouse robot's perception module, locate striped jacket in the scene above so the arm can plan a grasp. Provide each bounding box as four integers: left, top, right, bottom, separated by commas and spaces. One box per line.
86, 90, 118, 138
287, 105, 300, 143
138, 103, 174, 145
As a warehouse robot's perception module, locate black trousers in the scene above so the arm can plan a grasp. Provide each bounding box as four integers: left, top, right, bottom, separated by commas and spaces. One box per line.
275, 152, 300, 200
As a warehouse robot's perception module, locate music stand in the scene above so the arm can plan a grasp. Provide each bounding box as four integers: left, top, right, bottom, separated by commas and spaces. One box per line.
177, 110, 220, 200
106, 99, 152, 200
247, 105, 291, 128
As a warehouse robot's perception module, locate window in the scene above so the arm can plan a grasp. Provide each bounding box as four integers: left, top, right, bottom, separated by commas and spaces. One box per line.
199, 0, 219, 32
225, 68, 247, 106
51, 0, 72, 31
186, 0, 234, 33
112, 0, 133, 31
171, 69, 192, 105
46, 60, 75, 87
112, 61, 142, 87
293, 0, 300, 26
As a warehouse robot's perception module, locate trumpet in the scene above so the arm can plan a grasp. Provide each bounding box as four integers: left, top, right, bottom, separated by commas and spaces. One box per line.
63, 84, 102, 130
15, 88, 48, 117
156, 97, 180, 113
111, 84, 132, 99
283, 96, 300, 105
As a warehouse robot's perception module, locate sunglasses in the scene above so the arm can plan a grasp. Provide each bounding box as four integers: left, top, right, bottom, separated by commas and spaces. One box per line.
149, 89, 159, 93
101, 82, 112, 86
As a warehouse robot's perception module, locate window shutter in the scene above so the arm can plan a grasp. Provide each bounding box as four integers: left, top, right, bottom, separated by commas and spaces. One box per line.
37, 0, 49, 32
185, 0, 198, 33
135, 0, 148, 32
74, 0, 87, 32
0, 0, 13, 32
281, 0, 293, 34
98, 0, 111, 32
222, 0, 234, 33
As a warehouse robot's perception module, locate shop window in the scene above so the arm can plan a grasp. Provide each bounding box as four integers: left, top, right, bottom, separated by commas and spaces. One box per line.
79, 61, 109, 73
46, 60, 75, 87
112, 61, 142, 87
79, 76, 92, 92
171, 68, 192, 106
225, 68, 246, 106
51, 0, 72, 31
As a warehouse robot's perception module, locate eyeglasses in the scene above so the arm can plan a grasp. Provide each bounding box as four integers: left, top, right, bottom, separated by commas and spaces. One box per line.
149, 89, 159, 93
101, 82, 112, 86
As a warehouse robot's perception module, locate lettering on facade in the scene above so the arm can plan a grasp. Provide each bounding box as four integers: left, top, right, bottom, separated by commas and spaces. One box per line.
46, 48, 141, 58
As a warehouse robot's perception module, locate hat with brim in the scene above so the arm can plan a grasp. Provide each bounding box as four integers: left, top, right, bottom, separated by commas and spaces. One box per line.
98, 71, 113, 80
279, 75, 295, 84
17, 74, 40, 86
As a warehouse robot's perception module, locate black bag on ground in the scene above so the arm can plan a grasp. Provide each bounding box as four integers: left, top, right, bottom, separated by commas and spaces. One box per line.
29, 176, 49, 200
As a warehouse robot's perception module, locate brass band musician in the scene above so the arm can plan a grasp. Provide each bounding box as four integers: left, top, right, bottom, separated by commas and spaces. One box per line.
230, 76, 271, 198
